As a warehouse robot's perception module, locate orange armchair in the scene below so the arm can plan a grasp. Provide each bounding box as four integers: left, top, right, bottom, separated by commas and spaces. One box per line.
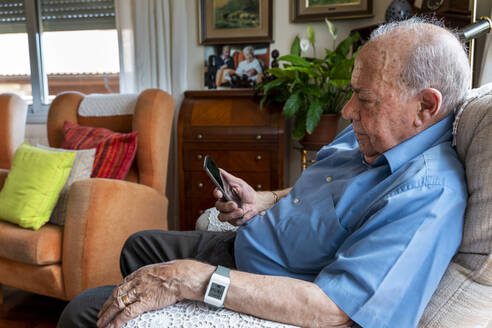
0, 89, 175, 300
0, 93, 27, 170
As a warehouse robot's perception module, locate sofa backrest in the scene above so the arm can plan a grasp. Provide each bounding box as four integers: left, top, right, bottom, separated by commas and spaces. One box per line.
419, 83, 492, 327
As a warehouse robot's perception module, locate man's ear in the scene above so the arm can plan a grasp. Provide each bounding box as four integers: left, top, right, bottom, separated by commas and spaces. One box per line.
414, 88, 442, 128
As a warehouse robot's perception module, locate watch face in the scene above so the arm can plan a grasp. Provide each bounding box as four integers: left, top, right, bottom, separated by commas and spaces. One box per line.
209, 282, 225, 300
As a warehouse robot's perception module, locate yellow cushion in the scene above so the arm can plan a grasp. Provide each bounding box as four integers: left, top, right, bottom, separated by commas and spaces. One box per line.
0, 143, 75, 230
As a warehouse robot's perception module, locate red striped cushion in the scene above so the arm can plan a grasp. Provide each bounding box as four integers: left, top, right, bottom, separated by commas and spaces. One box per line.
61, 121, 138, 180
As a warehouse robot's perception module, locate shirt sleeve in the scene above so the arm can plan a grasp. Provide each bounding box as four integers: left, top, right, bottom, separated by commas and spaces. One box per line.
314, 182, 466, 328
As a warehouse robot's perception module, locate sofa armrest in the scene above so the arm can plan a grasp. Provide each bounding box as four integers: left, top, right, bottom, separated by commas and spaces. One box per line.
62, 178, 168, 299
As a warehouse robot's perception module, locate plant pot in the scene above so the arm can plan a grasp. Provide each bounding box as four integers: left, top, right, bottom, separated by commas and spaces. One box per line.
299, 113, 340, 150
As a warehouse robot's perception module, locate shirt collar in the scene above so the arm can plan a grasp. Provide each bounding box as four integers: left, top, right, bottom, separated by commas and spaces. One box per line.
382, 114, 454, 173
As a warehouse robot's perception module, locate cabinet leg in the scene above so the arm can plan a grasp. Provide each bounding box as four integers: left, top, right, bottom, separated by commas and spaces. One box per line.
0, 283, 3, 304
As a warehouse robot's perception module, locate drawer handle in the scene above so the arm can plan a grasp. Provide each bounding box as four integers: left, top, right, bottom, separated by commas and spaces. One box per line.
196, 154, 203, 160
256, 135, 262, 140
197, 182, 204, 189
197, 133, 203, 140
256, 184, 262, 190
256, 155, 262, 161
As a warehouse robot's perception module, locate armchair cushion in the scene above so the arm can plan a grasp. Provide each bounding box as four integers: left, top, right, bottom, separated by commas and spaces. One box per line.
0, 143, 75, 230
0, 220, 62, 265
61, 121, 138, 180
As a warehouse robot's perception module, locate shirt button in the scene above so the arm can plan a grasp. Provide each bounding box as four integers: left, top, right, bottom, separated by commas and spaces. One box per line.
293, 198, 299, 204
260, 211, 266, 216
325, 176, 333, 183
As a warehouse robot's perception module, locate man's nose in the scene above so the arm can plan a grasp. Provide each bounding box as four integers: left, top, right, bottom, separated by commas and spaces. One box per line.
341, 96, 359, 121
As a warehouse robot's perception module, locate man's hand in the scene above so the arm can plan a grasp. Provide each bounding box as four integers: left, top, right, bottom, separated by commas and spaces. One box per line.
96, 260, 214, 328
247, 68, 257, 76
214, 169, 273, 226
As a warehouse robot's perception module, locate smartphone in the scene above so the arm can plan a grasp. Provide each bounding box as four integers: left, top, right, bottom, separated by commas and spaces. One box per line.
203, 155, 241, 206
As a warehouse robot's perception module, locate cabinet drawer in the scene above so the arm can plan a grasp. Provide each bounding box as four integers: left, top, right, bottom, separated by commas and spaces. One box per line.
188, 172, 271, 197
184, 127, 278, 142
185, 150, 271, 172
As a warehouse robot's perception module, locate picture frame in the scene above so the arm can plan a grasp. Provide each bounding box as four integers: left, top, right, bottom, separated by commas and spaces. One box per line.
199, 0, 273, 45
291, 0, 373, 22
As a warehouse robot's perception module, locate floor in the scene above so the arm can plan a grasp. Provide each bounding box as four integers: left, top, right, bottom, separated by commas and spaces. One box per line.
0, 286, 67, 328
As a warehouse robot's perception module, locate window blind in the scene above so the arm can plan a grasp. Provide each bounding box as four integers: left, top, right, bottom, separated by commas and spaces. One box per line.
0, 0, 115, 33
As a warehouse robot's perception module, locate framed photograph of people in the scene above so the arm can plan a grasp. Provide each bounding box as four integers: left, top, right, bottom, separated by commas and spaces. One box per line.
199, 0, 273, 45
291, 0, 373, 22
204, 43, 270, 89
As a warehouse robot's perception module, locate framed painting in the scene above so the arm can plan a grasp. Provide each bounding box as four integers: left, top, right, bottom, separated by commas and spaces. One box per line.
291, 0, 373, 22
199, 0, 273, 45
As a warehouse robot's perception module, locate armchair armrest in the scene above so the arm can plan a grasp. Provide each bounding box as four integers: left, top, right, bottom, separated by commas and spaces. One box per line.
0, 169, 8, 190
62, 178, 168, 299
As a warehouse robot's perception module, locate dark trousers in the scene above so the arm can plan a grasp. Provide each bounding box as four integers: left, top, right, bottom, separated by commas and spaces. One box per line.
57, 230, 236, 328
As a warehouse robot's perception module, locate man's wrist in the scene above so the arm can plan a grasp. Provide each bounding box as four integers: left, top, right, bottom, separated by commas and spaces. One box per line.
176, 260, 216, 302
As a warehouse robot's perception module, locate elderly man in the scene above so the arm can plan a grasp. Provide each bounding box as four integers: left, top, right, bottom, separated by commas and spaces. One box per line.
58, 17, 470, 328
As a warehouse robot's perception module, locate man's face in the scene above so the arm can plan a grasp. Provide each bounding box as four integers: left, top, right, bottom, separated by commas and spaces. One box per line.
341, 42, 420, 164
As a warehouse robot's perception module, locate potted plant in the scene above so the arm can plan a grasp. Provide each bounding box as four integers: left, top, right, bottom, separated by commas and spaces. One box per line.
257, 20, 360, 149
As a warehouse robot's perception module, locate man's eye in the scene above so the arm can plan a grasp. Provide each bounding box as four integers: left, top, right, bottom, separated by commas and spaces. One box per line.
358, 97, 370, 103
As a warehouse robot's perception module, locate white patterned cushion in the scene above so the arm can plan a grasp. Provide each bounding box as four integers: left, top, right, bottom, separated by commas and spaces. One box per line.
38, 145, 96, 225
122, 300, 297, 328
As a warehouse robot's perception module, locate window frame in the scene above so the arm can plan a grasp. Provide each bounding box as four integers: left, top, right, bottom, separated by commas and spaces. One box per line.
25, 0, 49, 123
12, 0, 117, 123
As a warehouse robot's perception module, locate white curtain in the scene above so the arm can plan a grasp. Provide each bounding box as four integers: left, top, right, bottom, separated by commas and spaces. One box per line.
478, 9, 492, 86
115, 0, 189, 229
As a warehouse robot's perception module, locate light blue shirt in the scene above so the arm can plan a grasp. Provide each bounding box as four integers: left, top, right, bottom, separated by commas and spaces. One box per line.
234, 114, 467, 328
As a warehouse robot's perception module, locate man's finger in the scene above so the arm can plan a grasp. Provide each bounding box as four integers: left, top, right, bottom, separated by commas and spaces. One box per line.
212, 188, 223, 199
97, 278, 140, 324
111, 302, 144, 328
96, 296, 125, 328
215, 199, 239, 213
219, 169, 241, 184
218, 208, 244, 222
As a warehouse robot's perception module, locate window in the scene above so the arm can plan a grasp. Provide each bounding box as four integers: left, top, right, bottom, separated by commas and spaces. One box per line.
0, 0, 119, 122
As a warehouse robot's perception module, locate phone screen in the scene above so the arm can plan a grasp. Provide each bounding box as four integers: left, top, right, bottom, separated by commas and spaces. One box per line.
203, 156, 241, 206
204, 156, 224, 190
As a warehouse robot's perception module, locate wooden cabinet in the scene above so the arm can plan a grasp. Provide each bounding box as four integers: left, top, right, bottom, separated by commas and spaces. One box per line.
178, 90, 286, 230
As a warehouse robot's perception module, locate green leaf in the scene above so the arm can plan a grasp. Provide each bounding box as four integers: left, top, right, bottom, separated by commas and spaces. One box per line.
284, 66, 317, 78
329, 79, 351, 87
290, 36, 301, 56
292, 115, 306, 139
278, 55, 311, 67
329, 59, 353, 81
335, 32, 360, 58
262, 78, 285, 94
282, 92, 302, 118
267, 67, 296, 80
306, 98, 323, 134
307, 25, 315, 47
259, 95, 267, 110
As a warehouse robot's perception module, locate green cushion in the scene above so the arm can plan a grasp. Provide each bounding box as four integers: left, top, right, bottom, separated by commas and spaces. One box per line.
0, 143, 76, 230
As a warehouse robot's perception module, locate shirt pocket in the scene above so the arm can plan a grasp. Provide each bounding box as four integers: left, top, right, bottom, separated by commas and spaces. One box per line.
274, 194, 349, 273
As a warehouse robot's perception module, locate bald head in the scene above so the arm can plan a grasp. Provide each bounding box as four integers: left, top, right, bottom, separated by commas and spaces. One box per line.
367, 18, 471, 116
